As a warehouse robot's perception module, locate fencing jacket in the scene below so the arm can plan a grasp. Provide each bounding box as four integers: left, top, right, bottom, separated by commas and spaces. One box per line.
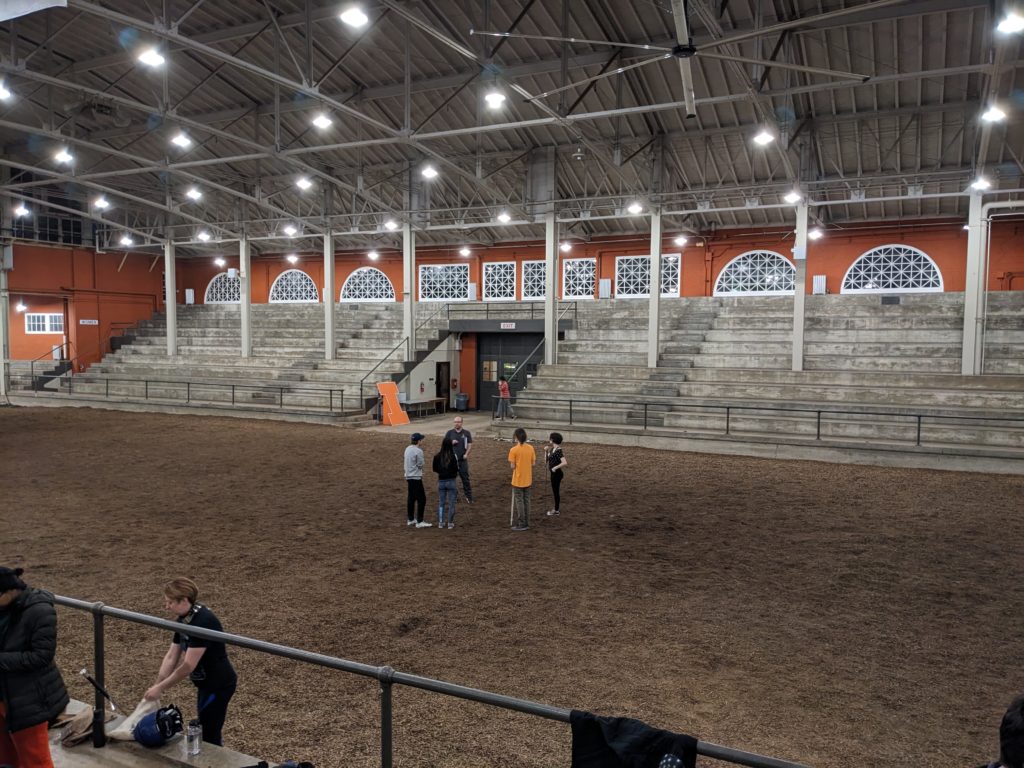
570, 710, 698, 768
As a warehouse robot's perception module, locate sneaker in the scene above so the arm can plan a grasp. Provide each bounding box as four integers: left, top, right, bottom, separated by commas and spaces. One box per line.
511, 525, 529, 532
406, 520, 415, 526
416, 521, 432, 528
447, 523, 455, 529
546, 510, 560, 516
438, 521, 445, 529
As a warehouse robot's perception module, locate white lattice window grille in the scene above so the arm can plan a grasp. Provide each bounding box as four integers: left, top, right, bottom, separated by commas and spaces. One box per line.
340, 267, 396, 302
204, 272, 241, 303
269, 269, 319, 303
419, 263, 470, 302
614, 254, 682, 297
562, 258, 596, 299
713, 251, 795, 296
25, 313, 63, 333
522, 260, 546, 300
841, 244, 944, 294
483, 262, 516, 301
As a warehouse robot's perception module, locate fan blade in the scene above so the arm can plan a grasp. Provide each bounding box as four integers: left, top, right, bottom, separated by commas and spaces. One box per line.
524, 54, 671, 102
469, 29, 672, 53
698, 51, 870, 82
669, 0, 696, 118
699, 0, 913, 52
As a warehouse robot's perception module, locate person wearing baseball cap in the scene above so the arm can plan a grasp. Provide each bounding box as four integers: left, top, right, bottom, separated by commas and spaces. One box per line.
0, 566, 69, 768
404, 433, 431, 527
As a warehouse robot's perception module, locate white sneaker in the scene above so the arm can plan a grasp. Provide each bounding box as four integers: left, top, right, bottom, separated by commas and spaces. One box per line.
416, 521, 432, 528
546, 510, 560, 516
447, 523, 455, 529
438, 521, 445, 528
406, 520, 415, 526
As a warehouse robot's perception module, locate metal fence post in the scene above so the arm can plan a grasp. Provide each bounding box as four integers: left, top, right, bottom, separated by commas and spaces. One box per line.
379, 666, 394, 768
329, 389, 333, 411
916, 415, 922, 446
68, 375, 73, 396
144, 380, 148, 400
643, 402, 648, 429
569, 399, 573, 425
231, 384, 236, 406
186, 382, 191, 403
816, 411, 822, 440
91, 604, 107, 747
725, 406, 730, 435
105, 379, 109, 398
279, 387, 284, 408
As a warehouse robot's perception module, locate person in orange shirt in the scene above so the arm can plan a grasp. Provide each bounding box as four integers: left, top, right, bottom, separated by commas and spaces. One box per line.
507, 427, 536, 531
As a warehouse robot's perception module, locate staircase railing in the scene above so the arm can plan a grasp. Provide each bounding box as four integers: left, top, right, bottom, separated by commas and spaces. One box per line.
27, 341, 74, 387
507, 301, 578, 385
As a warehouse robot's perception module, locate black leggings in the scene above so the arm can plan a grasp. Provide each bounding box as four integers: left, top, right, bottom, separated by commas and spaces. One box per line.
407, 479, 426, 522
197, 684, 236, 746
550, 469, 563, 511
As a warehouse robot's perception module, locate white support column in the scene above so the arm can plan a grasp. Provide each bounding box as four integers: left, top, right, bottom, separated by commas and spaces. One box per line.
323, 232, 336, 361
647, 207, 663, 368
961, 192, 984, 375
544, 212, 558, 365
0, 245, 10, 399
239, 237, 252, 358
163, 241, 177, 357
403, 223, 416, 362
791, 203, 809, 372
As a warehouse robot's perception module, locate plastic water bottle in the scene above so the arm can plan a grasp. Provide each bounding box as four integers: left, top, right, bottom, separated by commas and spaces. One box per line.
185, 720, 202, 756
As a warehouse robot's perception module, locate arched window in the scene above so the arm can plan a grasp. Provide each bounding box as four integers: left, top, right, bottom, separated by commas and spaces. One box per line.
340, 267, 396, 302
841, 244, 943, 293
713, 251, 795, 296
204, 272, 240, 303
269, 269, 319, 303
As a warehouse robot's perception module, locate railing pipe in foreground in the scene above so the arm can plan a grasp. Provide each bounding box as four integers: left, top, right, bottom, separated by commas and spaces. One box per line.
53, 595, 810, 768
91, 606, 105, 747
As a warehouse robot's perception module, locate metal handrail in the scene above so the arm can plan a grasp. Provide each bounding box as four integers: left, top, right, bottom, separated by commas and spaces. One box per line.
506, 301, 578, 385
359, 335, 409, 405
52, 595, 811, 768
28, 340, 74, 384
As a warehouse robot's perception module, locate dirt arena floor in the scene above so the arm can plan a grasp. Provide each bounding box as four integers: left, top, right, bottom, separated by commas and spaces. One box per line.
1, 405, 1022, 768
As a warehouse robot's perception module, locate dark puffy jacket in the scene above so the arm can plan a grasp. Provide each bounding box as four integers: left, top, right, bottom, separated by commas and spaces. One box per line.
0, 587, 69, 732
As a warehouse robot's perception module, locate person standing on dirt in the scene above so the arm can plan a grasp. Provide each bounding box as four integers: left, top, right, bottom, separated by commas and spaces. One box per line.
0, 566, 69, 768
404, 433, 431, 528
544, 432, 568, 517
508, 427, 537, 531
979, 694, 1024, 768
433, 438, 460, 529
444, 415, 474, 503
145, 577, 237, 747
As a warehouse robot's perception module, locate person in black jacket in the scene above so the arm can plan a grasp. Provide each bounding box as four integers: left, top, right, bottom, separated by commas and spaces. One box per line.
979, 694, 1024, 768
432, 438, 460, 528
0, 566, 69, 768
145, 577, 238, 746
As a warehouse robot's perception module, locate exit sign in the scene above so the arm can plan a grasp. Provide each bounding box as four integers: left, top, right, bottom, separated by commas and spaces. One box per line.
500, 322, 516, 330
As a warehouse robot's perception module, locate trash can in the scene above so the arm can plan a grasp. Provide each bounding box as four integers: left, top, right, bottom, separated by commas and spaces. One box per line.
455, 393, 469, 411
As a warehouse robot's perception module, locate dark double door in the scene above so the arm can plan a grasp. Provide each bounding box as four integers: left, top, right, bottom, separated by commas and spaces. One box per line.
477, 333, 543, 414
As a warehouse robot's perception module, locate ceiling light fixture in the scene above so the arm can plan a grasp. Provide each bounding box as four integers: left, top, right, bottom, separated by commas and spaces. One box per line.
214, 257, 226, 267
421, 165, 439, 179
368, 250, 379, 260
120, 234, 134, 246
137, 48, 165, 67
339, 6, 369, 27
559, 242, 572, 253
497, 211, 511, 224
484, 90, 506, 109
14, 204, 29, 217
384, 219, 399, 231
283, 224, 298, 237
981, 105, 1007, 123
15, 302, 27, 312
459, 247, 471, 257
753, 129, 774, 146
997, 11, 1024, 33
971, 177, 992, 190
93, 197, 110, 210
186, 187, 202, 201
627, 201, 643, 215
197, 230, 211, 242
0, 83, 11, 100
286, 254, 299, 264
171, 132, 192, 148
808, 228, 824, 241
54, 149, 73, 164
674, 235, 688, 246
312, 113, 333, 130
784, 190, 802, 204
296, 177, 313, 190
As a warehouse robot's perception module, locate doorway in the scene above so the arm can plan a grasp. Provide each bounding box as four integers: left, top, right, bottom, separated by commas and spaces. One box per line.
477, 333, 543, 415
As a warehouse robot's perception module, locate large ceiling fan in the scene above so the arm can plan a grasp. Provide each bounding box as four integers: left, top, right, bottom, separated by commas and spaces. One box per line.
470, 0, 908, 118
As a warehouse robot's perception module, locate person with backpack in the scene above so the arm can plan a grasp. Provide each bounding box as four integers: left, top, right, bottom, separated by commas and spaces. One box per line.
432, 439, 460, 529
544, 432, 568, 516
0, 566, 69, 768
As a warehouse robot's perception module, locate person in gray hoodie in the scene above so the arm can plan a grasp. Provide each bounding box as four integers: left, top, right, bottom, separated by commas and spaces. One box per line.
0, 566, 69, 768
404, 433, 431, 527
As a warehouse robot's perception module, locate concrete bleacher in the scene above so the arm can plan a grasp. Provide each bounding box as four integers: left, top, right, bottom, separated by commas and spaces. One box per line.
512, 291, 1024, 465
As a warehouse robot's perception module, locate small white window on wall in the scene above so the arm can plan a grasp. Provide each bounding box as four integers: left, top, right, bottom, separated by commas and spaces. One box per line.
841, 244, 943, 294
269, 269, 319, 303
341, 267, 396, 302
419, 263, 470, 302
25, 313, 64, 334
204, 272, 241, 303
483, 262, 516, 301
562, 258, 596, 299
522, 261, 546, 300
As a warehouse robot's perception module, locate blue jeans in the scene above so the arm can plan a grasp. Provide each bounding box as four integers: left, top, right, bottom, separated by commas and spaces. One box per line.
437, 478, 458, 526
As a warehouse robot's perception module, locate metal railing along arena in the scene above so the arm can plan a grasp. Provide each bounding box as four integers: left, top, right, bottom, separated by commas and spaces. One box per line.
54, 595, 811, 768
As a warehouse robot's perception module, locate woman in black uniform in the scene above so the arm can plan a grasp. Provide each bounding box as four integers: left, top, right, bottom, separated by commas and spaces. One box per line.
145, 577, 237, 746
